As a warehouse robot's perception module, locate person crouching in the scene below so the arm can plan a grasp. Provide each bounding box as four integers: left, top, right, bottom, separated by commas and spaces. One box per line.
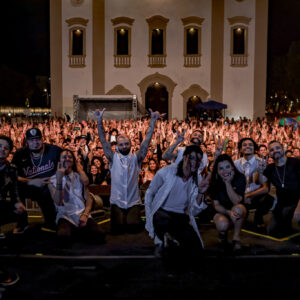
145, 145, 209, 257
48, 150, 105, 246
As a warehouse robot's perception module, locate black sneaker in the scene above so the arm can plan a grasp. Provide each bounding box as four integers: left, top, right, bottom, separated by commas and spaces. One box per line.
0, 271, 20, 287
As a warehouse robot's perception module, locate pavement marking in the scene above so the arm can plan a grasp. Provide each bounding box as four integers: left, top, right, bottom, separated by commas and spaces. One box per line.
97, 218, 110, 225
242, 229, 300, 242
41, 227, 56, 233
97, 216, 145, 225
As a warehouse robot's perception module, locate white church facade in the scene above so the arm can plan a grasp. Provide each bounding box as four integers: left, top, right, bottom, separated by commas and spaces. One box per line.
50, 0, 268, 120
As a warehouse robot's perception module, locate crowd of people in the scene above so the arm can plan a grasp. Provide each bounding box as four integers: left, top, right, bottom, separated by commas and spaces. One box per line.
0, 111, 300, 285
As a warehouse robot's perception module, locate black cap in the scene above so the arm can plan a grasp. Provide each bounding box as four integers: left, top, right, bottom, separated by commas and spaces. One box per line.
79, 135, 88, 140
25, 128, 42, 140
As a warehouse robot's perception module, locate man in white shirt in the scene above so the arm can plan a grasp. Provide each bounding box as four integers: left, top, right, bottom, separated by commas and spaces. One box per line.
145, 145, 209, 256
95, 108, 164, 234
234, 138, 272, 228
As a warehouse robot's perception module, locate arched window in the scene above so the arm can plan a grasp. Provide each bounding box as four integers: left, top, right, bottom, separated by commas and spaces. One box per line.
187, 96, 202, 117
72, 28, 84, 55
111, 17, 134, 68
146, 15, 169, 68
228, 16, 251, 67
182, 17, 204, 67
66, 18, 88, 68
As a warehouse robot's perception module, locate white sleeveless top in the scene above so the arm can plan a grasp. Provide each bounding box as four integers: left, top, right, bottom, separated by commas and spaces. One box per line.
110, 152, 141, 209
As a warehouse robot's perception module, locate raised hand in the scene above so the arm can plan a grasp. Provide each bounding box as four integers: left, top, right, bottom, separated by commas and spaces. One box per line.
94, 108, 106, 121
176, 129, 186, 144
56, 162, 66, 182
149, 108, 166, 120
215, 136, 224, 157
198, 173, 210, 194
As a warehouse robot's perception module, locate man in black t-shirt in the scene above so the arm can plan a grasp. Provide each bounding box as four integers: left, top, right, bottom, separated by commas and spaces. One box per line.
12, 128, 62, 229
263, 140, 300, 235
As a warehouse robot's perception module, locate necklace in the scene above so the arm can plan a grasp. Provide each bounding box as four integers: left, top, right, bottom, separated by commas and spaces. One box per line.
30, 152, 44, 168
275, 163, 286, 188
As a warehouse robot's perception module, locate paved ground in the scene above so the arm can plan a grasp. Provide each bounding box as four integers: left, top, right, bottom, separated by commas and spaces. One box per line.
1, 211, 300, 299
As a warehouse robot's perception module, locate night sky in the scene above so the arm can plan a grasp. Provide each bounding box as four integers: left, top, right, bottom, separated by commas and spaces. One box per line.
1, 0, 49, 77
0, 0, 299, 106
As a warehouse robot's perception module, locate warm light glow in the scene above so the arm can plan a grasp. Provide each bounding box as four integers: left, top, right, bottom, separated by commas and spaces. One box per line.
119, 28, 126, 35
154, 82, 160, 87
75, 29, 82, 35
236, 27, 242, 32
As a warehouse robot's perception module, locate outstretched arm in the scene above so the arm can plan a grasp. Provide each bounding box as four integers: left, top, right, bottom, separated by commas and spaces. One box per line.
94, 109, 114, 164
136, 109, 165, 165
162, 130, 185, 161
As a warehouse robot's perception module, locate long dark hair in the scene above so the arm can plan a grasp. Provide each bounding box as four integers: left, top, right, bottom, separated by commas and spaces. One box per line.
91, 156, 104, 172
210, 154, 241, 191
0, 135, 13, 152
176, 145, 203, 184
148, 158, 159, 173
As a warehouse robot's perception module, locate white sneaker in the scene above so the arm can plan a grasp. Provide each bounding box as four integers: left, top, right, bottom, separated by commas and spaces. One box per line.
13, 225, 29, 234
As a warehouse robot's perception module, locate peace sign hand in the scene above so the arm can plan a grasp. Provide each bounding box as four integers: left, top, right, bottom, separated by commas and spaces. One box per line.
176, 129, 186, 144
215, 136, 224, 157
198, 173, 210, 194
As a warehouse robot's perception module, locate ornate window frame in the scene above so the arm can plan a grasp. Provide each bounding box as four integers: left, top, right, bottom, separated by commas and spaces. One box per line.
228, 16, 251, 67
146, 15, 169, 68
111, 17, 134, 68
66, 17, 88, 68
181, 17, 204, 67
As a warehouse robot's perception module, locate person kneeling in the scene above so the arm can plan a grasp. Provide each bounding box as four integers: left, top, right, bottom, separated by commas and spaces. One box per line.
145, 145, 209, 257
48, 150, 105, 246
209, 154, 247, 252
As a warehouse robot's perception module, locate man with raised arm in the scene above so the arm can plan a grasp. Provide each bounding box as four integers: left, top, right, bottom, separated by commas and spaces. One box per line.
95, 108, 164, 234
162, 129, 208, 180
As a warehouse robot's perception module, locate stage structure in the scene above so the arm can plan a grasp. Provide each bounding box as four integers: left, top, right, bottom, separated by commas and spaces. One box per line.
73, 95, 138, 121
